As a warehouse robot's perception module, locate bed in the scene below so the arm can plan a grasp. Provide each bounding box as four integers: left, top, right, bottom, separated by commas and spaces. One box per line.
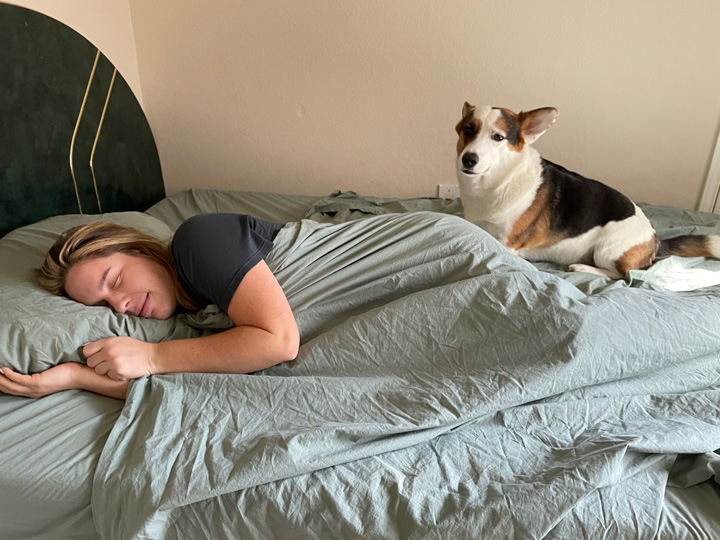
2, 5, 720, 540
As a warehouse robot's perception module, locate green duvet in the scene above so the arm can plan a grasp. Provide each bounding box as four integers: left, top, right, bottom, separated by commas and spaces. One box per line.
90, 192, 720, 539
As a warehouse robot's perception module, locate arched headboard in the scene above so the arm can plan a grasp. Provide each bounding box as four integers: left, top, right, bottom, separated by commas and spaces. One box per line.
0, 3, 165, 237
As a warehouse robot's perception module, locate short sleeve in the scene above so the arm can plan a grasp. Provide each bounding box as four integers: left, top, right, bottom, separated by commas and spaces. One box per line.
171, 213, 283, 312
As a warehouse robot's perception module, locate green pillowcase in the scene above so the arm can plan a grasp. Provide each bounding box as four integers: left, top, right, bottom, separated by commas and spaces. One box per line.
0, 212, 203, 375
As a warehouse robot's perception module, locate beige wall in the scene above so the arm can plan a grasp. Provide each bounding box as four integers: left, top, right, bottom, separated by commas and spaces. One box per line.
9, 1, 720, 210
127, 1, 720, 209
6, 0, 143, 104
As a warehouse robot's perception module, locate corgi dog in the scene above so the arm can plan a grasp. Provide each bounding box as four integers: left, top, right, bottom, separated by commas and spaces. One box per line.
455, 103, 720, 278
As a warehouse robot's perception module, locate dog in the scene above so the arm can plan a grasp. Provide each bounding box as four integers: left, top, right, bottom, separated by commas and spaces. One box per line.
455, 103, 720, 278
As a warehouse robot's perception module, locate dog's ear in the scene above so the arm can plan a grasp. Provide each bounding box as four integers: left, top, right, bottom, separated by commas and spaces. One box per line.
519, 108, 558, 145
462, 102, 476, 118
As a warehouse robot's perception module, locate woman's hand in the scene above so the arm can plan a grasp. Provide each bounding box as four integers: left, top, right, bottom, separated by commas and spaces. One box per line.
83, 337, 159, 381
0, 363, 83, 398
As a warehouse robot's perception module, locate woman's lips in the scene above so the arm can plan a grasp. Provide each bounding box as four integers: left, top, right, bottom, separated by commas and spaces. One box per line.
138, 294, 149, 317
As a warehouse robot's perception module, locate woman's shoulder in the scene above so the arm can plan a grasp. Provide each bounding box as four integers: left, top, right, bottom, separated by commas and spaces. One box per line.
171, 213, 282, 312
175, 213, 282, 242
172, 214, 250, 261
175, 212, 247, 235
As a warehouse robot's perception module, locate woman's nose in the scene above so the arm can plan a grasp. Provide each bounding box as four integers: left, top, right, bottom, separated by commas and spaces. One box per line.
109, 292, 131, 314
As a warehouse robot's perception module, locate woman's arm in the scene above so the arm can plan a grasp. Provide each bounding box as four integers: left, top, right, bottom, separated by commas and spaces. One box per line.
0, 362, 128, 400
83, 260, 299, 380
1, 260, 295, 398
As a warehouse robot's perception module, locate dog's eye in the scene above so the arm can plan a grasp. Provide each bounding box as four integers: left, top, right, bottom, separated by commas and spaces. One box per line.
492, 133, 505, 142
462, 126, 475, 137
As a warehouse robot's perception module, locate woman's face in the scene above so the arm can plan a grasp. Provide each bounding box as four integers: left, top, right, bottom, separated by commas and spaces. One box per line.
64, 253, 177, 319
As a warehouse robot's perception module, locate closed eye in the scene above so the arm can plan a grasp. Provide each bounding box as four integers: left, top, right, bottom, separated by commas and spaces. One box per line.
111, 274, 120, 289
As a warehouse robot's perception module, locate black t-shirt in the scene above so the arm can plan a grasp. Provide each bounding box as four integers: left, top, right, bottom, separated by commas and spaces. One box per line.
171, 213, 283, 312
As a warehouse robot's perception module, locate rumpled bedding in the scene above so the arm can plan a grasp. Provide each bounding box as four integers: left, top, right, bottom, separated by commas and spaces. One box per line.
83, 193, 720, 539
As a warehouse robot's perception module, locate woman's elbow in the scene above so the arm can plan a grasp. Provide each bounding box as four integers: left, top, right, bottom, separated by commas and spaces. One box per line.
275, 326, 300, 364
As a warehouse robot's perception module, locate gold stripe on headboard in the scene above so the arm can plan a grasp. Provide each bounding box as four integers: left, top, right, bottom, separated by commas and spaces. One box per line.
69, 49, 100, 215
90, 67, 117, 214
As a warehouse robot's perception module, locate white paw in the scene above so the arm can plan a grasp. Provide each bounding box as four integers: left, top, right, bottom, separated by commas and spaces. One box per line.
568, 264, 615, 278
568, 263, 596, 273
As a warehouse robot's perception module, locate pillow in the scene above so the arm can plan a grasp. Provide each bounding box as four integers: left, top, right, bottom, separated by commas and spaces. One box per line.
0, 212, 205, 374
145, 188, 317, 229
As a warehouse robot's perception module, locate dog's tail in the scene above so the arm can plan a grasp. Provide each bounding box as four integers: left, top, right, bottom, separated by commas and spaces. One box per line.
657, 235, 720, 260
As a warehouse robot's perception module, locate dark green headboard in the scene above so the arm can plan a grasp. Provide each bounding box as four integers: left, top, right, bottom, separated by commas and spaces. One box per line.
0, 3, 165, 237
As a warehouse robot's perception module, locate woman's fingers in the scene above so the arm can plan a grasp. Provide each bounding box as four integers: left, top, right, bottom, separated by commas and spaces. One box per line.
106, 370, 124, 381
85, 349, 108, 369
93, 361, 110, 376
1, 366, 22, 381
83, 340, 122, 378
83, 338, 107, 361
1, 367, 33, 385
0, 368, 35, 396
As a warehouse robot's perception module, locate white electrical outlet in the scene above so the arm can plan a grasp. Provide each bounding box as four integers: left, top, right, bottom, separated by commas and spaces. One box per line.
437, 184, 460, 200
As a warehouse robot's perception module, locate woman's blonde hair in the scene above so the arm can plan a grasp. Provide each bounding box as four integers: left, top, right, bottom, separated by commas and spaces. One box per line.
37, 221, 199, 311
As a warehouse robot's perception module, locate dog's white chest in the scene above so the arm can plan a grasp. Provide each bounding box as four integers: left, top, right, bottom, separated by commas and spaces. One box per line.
460, 180, 538, 244
462, 212, 512, 242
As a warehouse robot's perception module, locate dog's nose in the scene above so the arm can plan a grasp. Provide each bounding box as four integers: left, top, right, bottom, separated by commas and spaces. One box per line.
462, 152, 479, 170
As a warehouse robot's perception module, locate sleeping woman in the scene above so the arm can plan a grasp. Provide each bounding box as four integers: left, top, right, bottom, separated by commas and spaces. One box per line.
0, 213, 299, 400
0, 210, 495, 401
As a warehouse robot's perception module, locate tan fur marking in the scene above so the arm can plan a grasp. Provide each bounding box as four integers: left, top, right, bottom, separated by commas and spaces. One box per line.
494, 108, 524, 152
494, 115, 508, 135
614, 237, 659, 275
455, 116, 482, 155
505, 184, 564, 250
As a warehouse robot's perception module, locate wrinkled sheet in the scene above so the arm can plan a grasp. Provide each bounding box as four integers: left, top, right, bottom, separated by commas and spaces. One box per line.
91, 201, 720, 540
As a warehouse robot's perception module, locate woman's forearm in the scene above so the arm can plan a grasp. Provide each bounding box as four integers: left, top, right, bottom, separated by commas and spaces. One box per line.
0, 363, 127, 400
152, 325, 298, 375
